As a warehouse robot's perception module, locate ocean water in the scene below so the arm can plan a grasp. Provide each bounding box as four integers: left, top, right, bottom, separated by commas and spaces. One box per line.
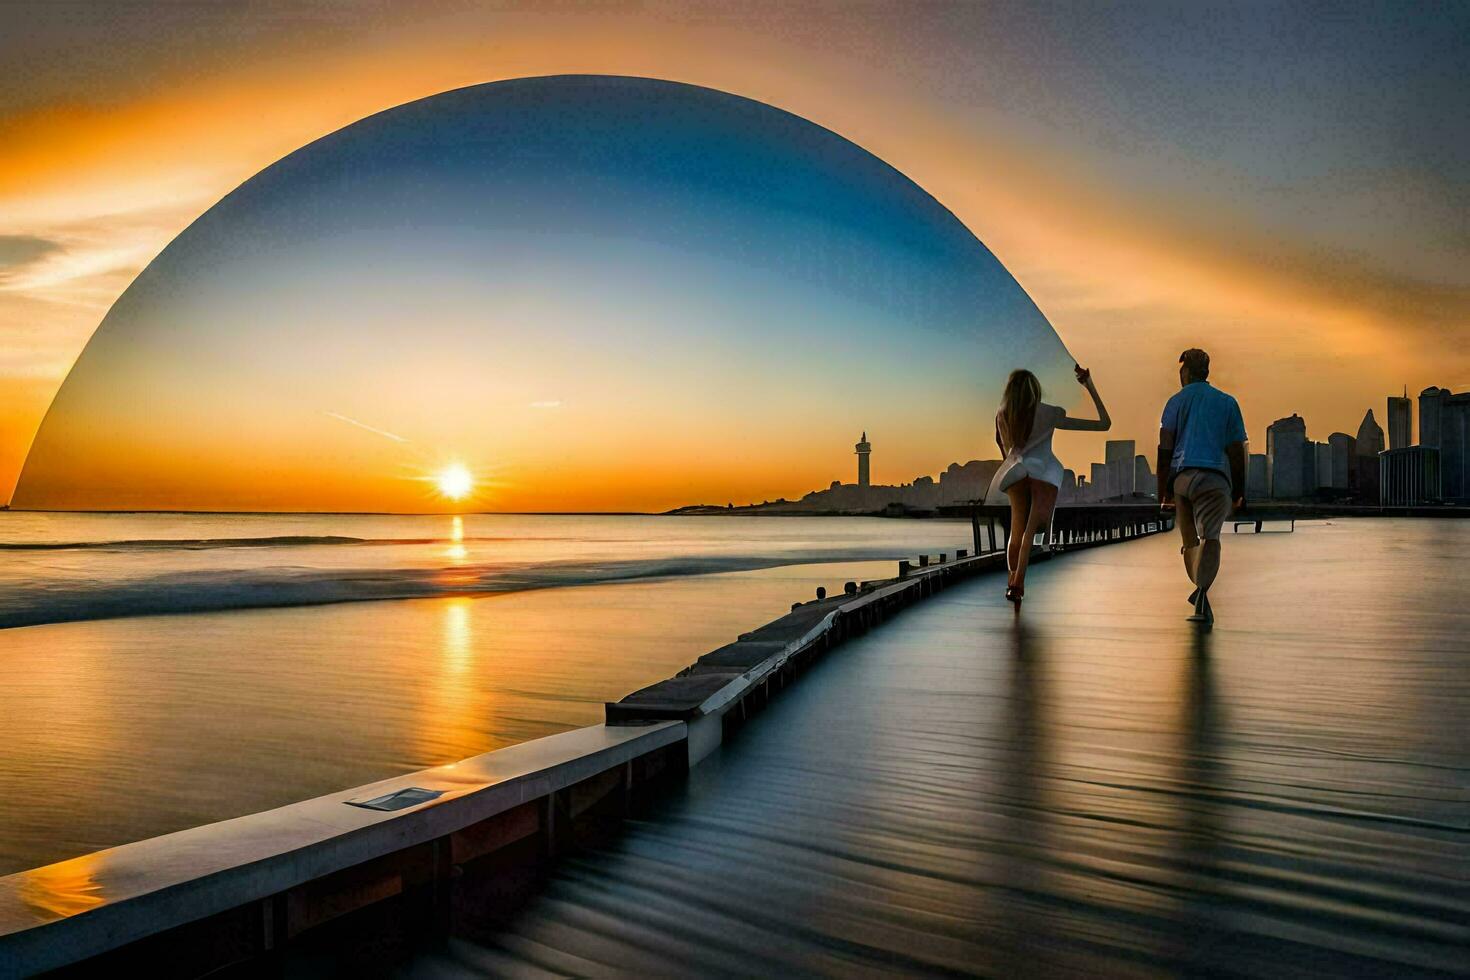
0, 512, 977, 875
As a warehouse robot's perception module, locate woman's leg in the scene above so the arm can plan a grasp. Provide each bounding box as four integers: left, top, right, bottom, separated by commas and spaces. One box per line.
1004, 482, 1030, 585
1034, 480, 1059, 551
1013, 479, 1058, 589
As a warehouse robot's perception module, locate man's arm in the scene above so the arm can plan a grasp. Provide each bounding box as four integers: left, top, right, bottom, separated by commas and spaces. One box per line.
1226, 441, 1247, 509
1156, 427, 1176, 507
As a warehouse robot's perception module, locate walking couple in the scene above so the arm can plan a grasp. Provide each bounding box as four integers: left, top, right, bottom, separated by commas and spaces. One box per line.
988, 348, 1247, 624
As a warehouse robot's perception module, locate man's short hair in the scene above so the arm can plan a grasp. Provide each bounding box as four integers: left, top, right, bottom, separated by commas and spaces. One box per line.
1179, 348, 1210, 381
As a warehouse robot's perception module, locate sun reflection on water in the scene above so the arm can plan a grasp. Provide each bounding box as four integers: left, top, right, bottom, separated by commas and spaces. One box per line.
443, 597, 471, 675
444, 514, 467, 562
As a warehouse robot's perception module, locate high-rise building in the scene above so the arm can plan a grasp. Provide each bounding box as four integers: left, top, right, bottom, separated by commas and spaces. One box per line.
1387, 390, 1412, 449
854, 432, 871, 488
1247, 453, 1268, 499
1105, 440, 1135, 495
1419, 386, 1449, 448
1442, 391, 1470, 502
1091, 461, 1110, 499
1354, 409, 1384, 504
1133, 455, 1153, 499
1314, 442, 1334, 490
1266, 415, 1307, 499
1328, 433, 1354, 490
1380, 447, 1441, 506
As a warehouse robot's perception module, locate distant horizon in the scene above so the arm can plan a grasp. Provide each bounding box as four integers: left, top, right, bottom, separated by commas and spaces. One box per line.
6, 378, 1465, 513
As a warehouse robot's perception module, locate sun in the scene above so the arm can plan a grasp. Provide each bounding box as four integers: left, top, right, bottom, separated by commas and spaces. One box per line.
435, 464, 473, 501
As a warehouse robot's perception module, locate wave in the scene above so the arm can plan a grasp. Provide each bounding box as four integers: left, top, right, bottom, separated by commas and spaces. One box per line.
0, 535, 542, 552
0, 549, 902, 630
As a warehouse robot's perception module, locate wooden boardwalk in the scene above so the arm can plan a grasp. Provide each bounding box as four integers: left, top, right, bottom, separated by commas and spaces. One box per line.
408, 522, 1468, 978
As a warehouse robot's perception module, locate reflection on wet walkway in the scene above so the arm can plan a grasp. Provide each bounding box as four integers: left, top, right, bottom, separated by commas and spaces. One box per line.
411, 523, 1469, 977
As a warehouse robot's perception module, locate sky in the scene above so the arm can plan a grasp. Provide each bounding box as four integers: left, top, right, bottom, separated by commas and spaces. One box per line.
2, 0, 1467, 510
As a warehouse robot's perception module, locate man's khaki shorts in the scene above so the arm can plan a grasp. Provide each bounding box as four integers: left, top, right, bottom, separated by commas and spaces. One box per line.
1173, 468, 1231, 544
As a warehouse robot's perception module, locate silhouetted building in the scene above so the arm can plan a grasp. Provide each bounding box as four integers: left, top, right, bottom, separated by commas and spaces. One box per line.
1091, 462, 1109, 499
1267, 414, 1307, 499
855, 432, 871, 488
1380, 446, 1440, 506
1354, 409, 1384, 504
1419, 386, 1448, 449
1133, 455, 1153, 499
1247, 453, 1268, 499
1387, 391, 1412, 449
1328, 433, 1354, 490
1060, 468, 1077, 503
1442, 391, 1470, 502
1105, 440, 1135, 496
1313, 442, 1333, 491
938, 460, 1001, 502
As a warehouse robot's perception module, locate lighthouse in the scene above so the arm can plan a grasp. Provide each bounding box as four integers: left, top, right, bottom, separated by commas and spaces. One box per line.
855, 431, 872, 488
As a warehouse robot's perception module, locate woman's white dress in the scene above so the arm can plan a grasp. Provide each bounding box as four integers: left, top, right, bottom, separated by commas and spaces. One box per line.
985, 402, 1065, 503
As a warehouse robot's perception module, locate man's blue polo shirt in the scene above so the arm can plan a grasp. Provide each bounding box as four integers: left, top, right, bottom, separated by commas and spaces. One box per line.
1161, 381, 1247, 478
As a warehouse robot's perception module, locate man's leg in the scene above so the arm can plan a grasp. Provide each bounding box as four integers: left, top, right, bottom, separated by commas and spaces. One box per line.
1193, 540, 1222, 600
1175, 491, 1201, 586
1188, 485, 1229, 622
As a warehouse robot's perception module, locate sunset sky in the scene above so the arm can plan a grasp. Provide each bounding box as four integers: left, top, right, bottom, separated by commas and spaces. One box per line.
3, 1, 1467, 510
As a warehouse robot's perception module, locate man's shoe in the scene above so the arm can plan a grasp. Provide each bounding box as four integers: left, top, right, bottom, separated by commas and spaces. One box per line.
1187, 594, 1213, 625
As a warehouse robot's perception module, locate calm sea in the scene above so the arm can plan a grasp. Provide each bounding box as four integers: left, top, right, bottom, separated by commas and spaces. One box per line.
0, 511, 976, 875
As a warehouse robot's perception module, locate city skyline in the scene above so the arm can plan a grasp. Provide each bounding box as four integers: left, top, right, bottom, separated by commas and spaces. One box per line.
714, 373, 1469, 515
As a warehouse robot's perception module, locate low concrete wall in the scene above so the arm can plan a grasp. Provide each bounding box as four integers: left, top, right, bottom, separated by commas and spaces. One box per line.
0, 510, 1169, 976
0, 723, 684, 978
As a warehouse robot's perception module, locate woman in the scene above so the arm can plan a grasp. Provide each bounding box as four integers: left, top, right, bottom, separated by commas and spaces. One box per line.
990, 364, 1110, 604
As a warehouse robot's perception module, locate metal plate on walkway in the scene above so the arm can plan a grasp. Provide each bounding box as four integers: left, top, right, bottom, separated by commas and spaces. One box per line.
345, 787, 444, 811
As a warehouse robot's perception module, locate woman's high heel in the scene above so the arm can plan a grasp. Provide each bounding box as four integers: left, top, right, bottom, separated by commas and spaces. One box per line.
1005, 584, 1023, 604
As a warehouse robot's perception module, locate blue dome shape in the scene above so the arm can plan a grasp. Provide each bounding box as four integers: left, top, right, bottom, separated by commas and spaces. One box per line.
16, 75, 1073, 512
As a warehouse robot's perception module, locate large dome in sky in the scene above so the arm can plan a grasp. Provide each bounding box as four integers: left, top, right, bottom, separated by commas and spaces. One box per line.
16, 75, 1073, 512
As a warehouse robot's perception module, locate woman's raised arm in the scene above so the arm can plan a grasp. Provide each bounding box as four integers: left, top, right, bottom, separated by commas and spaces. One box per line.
1055, 365, 1112, 432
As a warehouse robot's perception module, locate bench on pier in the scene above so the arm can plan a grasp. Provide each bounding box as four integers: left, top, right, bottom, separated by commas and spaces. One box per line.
1230, 515, 1296, 533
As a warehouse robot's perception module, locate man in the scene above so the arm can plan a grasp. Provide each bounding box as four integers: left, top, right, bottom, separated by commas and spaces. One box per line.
1157, 348, 1247, 625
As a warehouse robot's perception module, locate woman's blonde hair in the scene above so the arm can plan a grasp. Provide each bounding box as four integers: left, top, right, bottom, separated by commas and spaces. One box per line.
999, 369, 1042, 453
